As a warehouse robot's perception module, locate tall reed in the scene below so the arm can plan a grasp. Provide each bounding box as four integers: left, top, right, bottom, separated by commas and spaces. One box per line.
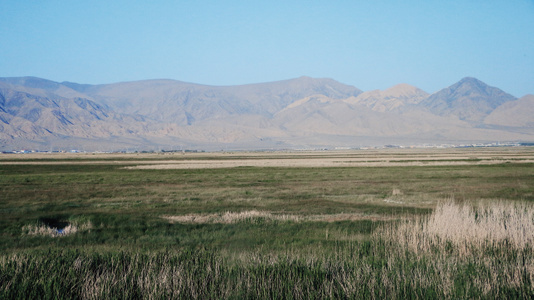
379, 201, 534, 255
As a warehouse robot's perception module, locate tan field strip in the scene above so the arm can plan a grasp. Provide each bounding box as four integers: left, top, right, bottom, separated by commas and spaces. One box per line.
1, 147, 534, 168
126, 158, 534, 169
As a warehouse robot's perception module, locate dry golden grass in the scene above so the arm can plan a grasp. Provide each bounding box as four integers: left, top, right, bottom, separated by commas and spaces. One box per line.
379, 201, 534, 255
162, 210, 397, 224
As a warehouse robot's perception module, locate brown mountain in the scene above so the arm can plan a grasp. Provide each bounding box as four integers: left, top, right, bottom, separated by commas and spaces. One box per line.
419, 77, 516, 123
484, 95, 534, 127
71, 76, 363, 124
0, 76, 532, 151
345, 83, 429, 112
0, 80, 148, 148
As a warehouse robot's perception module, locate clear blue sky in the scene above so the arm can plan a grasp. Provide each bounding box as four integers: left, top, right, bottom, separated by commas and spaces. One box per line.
1, 0, 533, 96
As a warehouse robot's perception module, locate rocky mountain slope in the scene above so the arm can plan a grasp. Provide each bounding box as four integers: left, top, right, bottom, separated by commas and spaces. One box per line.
0, 76, 532, 151
344, 83, 429, 112
420, 77, 517, 123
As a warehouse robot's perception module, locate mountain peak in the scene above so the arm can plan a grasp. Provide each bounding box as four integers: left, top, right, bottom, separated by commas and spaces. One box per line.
383, 83, 427, 98
421, 77, 516, 123
450, 77, 515, 99
451, 77, 494, 94
458, 76, 482, 84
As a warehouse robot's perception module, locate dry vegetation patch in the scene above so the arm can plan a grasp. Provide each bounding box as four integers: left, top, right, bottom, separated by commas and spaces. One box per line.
126, 158, 534, 169
162, 210, 398, 224
379, 201, 534, 255
22, 221, 93, 238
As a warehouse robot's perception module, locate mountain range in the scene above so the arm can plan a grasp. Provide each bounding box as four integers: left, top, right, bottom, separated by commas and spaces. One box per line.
0, 76, 532, 151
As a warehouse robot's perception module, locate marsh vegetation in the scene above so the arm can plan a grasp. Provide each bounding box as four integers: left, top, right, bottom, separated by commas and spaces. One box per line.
1, 148, 533, 298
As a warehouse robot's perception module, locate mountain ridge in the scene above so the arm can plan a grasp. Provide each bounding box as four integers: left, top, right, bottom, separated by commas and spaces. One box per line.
0, 76, 532, 151
420, 77, 517, 123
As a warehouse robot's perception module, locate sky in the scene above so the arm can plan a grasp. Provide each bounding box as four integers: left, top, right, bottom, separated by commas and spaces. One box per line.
1, 0, 533, 96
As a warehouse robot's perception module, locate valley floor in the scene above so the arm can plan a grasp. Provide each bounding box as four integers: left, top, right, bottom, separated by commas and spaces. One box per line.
1, 147, 533, 298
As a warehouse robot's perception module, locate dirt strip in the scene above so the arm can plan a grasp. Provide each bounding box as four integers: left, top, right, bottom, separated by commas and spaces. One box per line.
125, 158, 534, 169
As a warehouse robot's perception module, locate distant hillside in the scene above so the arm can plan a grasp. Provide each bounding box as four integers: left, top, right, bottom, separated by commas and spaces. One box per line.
420, 77, 516, 123
485, 95, 534, 127
73, 76, 363, 123
0, 76, 532, 151
345, 83, 429, 112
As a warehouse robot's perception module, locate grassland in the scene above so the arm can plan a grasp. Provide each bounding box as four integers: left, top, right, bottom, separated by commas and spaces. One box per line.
1, 148, 534, 298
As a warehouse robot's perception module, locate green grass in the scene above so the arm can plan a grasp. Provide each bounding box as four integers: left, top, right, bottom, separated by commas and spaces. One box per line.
2, 239, 532, 299
1, 155, 534, 298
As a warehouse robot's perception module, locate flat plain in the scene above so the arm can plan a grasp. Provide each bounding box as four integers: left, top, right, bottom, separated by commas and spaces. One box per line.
1, 147, 534, 298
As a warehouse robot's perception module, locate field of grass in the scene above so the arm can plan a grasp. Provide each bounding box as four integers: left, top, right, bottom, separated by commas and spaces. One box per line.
1, 148, 534, 298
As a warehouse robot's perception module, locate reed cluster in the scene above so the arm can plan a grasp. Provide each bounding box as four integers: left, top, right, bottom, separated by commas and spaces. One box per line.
379, 201, 534, 255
